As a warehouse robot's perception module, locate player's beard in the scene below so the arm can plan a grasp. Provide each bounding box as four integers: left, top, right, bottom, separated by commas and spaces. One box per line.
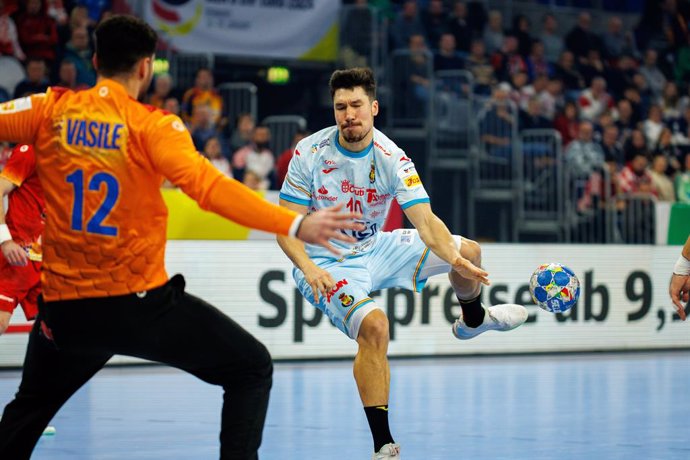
342, 124, 370, 144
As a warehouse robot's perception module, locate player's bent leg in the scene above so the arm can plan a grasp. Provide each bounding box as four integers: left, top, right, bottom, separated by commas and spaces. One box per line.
0, 310, 10, 335
354, 309, 390, 406
0, 320, 111, 460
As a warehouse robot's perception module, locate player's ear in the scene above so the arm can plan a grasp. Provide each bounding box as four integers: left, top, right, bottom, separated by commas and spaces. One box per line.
371, 100, 379, 117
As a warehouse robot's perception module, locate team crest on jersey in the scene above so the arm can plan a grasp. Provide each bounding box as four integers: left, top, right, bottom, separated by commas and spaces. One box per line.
369, 160, 376, 183
339, 293, 354, 307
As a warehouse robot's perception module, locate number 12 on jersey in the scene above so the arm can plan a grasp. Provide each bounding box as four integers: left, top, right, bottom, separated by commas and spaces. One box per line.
66, 169, 119, 236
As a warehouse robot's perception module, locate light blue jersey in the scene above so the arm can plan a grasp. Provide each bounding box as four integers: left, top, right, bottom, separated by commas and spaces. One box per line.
279, 126, 430, 260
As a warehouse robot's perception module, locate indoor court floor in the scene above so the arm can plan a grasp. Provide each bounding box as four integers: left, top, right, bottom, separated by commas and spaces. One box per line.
0, 351, 688, 460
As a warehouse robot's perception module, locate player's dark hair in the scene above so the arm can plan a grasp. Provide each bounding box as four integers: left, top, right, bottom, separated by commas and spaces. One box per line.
329, 68, 376, 101
94, 15, 158, 77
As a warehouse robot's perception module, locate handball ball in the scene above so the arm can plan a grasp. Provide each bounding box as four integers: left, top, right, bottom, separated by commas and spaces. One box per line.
529, 263, 580, 313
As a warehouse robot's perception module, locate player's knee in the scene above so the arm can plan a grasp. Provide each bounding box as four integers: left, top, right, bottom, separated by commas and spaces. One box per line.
462, 238, 482, 266
0, 312, 10, 335
357, 310, 389, 350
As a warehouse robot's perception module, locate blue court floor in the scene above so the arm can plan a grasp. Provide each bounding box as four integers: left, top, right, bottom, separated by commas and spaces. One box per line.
1, 352, 689, 460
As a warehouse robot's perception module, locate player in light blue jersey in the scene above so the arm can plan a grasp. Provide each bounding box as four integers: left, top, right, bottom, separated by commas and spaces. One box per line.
277, 68, 528, 460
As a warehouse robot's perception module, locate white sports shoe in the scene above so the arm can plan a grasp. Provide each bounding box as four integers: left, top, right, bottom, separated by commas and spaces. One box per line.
372, 443, 401, 459
452, 304, 528, 340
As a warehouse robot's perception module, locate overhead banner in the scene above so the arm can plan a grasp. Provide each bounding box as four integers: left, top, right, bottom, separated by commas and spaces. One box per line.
143, 0, 339, 61
2, 244, 688, 366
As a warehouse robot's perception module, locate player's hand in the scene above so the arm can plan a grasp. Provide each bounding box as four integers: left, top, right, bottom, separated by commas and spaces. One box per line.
669, 274, 690, 321
1, 240, 28, 267
302, 263, 336, 304
451, 256, 490, 286
297, 204, 364, 255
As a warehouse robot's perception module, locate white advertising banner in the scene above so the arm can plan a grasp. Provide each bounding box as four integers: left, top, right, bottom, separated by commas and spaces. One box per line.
143, 0, 339, 60
1, 243, 688, 366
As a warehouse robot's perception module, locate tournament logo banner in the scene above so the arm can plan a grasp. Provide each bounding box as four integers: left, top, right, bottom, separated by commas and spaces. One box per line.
144, 0, 339, 61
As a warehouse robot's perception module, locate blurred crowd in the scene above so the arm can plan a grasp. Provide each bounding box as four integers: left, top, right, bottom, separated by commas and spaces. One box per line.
3, 0, 690, 202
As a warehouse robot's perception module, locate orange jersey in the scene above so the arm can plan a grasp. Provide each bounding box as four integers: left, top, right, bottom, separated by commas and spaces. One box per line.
0, 80, 298, 301
1, 144, 45, 262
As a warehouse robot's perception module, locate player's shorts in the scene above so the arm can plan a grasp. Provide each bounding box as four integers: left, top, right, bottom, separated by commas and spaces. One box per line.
0, 256, 41, 320
293, 229, 462, 340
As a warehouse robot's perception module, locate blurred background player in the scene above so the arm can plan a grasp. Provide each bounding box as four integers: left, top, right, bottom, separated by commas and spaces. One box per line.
277, 68, 528, 459
0, 15, 361, 460
0, 144, 44, 335
670, 234, 690, 321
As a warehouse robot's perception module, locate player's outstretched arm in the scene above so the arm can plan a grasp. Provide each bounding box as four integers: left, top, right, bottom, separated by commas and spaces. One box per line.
404, 202, 489, 286
669, 235, 690, 321
0, 177, 27, 267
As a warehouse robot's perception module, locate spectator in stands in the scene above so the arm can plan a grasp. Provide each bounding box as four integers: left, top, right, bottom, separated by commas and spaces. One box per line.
623, 129, 650, 163
202, 136, 232, 178
653, 127, 682, 174
600, 125, 624, 166
635, 0, 687, 56
579, 49, 606, 87
526, 40, 553, 81
554, 50, 585, 93
61, 26, 95, 87
56, 59, 88, 90
674, 33, 690, 86
578, 77, 614, 122
232, 124, 274, 188
565, 12, 601, 62
181, 67, 223, 126
519, 96, 551, 131
670, 106, 690, 153
434, 32, 463, 71
605, 53, 637, 100
45, 0, 67, 26
189, 104, 218, 152
57, 5, 90, 49
508, 71, 530, 109
390, 0, 425, 50
0, 0, 25, 60
483, 9, 504, 55
618, 151, 657, 196
623, 84, 646, 123
147, 73, 174, 109
339, 0, 372, 68
422, 0, 448, 52
276, 129, 310, 189
511, 14, 532, 58
660, 81, 683, 121
642, 104, 665, 147
566, 120, 605, 177
229, 112, 255, 153
601, 16, 635, 61
405, 33, 432, 112
675, 151, 690, 202
554, 101, 580, 146
491, 35, 527, 82
446, 1, 471, 53
13, 57, 48, 97
78, 0, 111, 25
539, 13, 563, 64
638, 48, 667, 101
163, 97, 180, 116
465, 38, 495, 95
480, 84, 515, 158
14, 0, 58, 64
539, 77, 564, 120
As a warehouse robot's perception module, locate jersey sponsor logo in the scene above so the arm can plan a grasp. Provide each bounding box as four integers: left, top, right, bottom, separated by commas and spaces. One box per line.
66, 119, 124, 150
400, 229, 415, 245
322, 167, 338, 174
0, 97, 32, 114
326, 279, 349, 303
404, 174, 422, 188
400, 155, 411, 162
323, 159, 336, 166
316, 185, 337, 201
339, 293, 354, 307
311, 143, 318, 153
171, 120, 186, 132
365, 188, 390, 205
295, 149, 301, 156
318, 186, 328, 194
319, 138, 331, 148
341, 180, 365, 197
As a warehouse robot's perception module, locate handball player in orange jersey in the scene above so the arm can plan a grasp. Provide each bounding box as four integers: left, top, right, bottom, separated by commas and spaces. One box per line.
0, 144, 44, 335
0, 15, 361, 460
